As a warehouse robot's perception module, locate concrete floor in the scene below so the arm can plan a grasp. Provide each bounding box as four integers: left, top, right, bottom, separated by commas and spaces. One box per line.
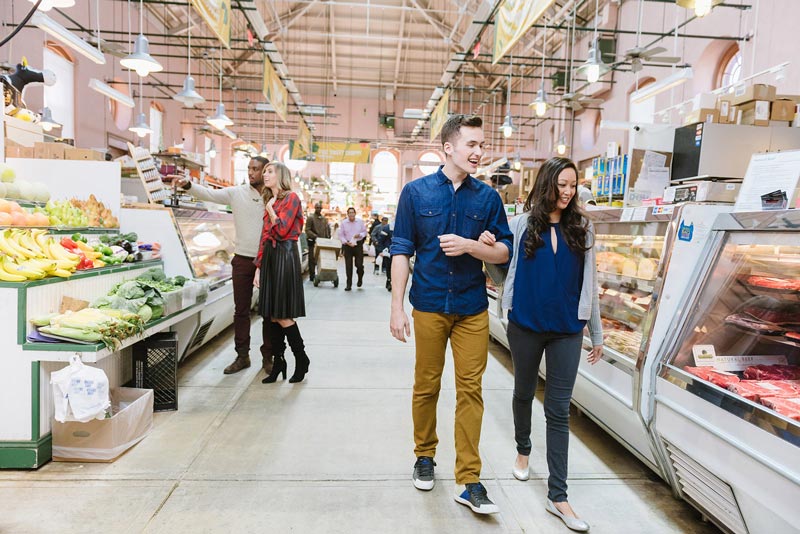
0, 261, 720, 533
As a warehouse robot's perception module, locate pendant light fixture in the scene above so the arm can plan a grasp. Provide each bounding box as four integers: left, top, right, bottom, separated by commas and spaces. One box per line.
576, 0, 609, 84
556, 130, 568, 156
39, 107, 61, 132
121, 0, 163, 77
499, 57, 515, 139
208, 140, 217, 159
27, 0, 75, 12
207, 47, 233, 130
173, 1, 204, 107
529, 20, 549, 118
676, 0, 722, 17
129, 78, 151, 138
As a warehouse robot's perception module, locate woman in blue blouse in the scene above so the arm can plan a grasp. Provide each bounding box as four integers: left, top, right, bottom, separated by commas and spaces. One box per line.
481, 157, 603, 532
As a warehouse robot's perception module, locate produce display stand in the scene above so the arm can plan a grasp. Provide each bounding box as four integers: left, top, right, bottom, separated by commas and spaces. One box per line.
128, 142, 171, 204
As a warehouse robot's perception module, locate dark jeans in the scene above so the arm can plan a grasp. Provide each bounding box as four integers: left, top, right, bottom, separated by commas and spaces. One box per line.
232, 254, 271, 358
507, 321, 583, 503
342, 240, 364, 286
307, 240, 317, 279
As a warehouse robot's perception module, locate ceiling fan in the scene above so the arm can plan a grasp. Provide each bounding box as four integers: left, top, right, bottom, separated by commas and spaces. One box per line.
621, 45, 681, 73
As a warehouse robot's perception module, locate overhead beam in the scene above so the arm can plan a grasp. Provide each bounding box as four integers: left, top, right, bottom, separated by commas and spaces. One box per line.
329, 3, 339, 94
408, 0, 456, 45
393, 0, 407, 92
267, 0, 320, 41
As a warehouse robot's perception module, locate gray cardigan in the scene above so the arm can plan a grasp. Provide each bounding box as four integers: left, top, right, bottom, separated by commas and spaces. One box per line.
501, 212, 604, 346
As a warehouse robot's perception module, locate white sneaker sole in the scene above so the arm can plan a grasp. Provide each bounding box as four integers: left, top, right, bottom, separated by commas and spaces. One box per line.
454, 493, 499, 515
413, 478, 434, 491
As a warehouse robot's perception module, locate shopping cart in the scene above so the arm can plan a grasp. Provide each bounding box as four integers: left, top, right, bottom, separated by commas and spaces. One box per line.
312, 237, 341, 287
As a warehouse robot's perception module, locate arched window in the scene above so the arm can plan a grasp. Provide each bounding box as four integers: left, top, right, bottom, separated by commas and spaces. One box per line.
280, 144, 308, 172
43, 42, 74, 138
418, 150, 444, 175
149, 102, 164, 154
371, 150, 399, 194
717, 45, 743, 90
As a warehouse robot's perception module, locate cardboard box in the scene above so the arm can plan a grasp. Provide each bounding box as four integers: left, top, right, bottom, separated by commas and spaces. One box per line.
739, 100, 771, 126
52, 387, 154, 462
693, 92, 718, 111
776, 94, 800, 104
3, 114, 44, 147
684, 108, 719, 125
5, 145, 34, 158
717, 95, 735, 124
771, 98, 797, 121
64, 147, 105, 161
34, 141, 66, 159
732, 83, 776, 106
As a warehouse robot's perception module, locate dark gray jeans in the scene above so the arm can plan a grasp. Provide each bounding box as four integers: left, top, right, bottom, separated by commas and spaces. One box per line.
507, 321, 583, 503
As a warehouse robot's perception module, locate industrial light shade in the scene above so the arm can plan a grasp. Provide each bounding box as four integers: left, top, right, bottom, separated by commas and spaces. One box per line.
128, 112, 152, 138
529, 88, 549, 117
556, 132, 568, 155
173, 75, 205, 107
577, 42, 610, 84
676, 0, 722, 17
28, 0, 75, 11
88, 78, 135, 108
39, 107, 61, 132
499, 113, 515, 139
120, 34, 163, 77
206, 103, 234, 130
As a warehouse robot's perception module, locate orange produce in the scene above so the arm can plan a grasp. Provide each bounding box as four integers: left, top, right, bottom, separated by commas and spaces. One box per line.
10, 212, 27, 226
9, 201, 23, 213
0, 212, 11, 225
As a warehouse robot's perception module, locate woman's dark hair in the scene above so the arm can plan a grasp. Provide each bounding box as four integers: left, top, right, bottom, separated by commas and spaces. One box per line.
522, 157, 591, 258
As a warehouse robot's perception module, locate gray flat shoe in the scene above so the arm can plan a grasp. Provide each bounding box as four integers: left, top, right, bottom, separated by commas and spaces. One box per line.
546, 500, 590, 532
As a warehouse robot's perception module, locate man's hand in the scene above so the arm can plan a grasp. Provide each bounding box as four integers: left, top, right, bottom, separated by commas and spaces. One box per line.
176, 177, 191, 189
438, 234, 473, 256
390, 306, 411, 343
587, 345, 603, 365
478, 231, 496, 246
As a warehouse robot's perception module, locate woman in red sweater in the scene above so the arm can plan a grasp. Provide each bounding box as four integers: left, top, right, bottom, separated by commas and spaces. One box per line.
255, 162, 309, 383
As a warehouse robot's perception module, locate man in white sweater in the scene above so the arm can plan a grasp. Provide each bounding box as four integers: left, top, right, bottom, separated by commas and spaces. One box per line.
177, 156, 279, 375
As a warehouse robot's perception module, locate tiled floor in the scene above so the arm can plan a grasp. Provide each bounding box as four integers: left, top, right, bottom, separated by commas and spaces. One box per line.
0, 261, 719, 533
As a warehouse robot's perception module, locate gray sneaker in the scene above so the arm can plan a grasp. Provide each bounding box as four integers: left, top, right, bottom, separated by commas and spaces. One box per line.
454, 482, 499, 514
412, 457, 436, 491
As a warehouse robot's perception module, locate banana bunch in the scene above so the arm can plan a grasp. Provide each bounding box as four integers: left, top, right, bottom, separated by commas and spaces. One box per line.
0, 229, 80, 282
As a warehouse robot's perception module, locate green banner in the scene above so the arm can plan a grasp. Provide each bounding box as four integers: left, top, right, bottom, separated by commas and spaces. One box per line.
289, 140, 370, 164
493, 0, 554, 64
263, 55, 288, 122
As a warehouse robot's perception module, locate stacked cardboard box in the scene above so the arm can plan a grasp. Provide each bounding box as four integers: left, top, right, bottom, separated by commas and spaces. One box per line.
715, 84, 797, 127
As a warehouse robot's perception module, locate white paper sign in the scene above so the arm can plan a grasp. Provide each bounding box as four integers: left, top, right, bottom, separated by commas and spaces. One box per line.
692, 345, 717, 366
632, 206, 650, 221
620, 208, 634, 222
734, 150, 800, 212
713, 355, 788, 372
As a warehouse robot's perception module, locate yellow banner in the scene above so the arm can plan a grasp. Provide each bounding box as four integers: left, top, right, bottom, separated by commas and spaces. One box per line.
493, 0, 554, 64
290, 141, 370, 164
190, 0, 231, 48
290, 120, 313, 160
429, 89, 450, 143
263, 55, 288, 123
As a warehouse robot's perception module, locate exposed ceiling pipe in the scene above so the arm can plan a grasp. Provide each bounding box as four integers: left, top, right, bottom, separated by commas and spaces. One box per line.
393, 0, 408, 93
329, 2, 339, 95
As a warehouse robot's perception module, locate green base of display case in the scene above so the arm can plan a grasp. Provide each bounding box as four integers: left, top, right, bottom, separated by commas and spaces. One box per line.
0, 434, 52, 469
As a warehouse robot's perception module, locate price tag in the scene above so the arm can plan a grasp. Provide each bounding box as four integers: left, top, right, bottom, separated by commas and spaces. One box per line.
713, 355, 788, 372
632, 206, 649, 221
620, 208, 634, 222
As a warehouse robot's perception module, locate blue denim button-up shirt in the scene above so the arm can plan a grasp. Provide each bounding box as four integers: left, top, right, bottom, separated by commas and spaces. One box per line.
390, 167, 513, 315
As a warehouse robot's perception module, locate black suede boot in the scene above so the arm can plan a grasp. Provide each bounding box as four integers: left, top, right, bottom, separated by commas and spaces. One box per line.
284, 323, 310, 383
262, 324, 288, 384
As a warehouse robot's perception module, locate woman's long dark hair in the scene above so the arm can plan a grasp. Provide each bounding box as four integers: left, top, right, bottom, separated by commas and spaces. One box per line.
523, 157, 591, 258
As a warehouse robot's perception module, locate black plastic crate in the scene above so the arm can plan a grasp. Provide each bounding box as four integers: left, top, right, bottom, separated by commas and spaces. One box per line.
131, 332, 178, 412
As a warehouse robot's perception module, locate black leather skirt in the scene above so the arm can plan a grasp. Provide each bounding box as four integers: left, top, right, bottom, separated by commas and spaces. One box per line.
257, 240, 306, 319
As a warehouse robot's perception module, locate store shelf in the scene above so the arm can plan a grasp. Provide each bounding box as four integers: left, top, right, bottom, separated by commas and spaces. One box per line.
0, 226, 120, 235
0, 259, 162, 288
21, 302, 202, 363
723, 323, 800, 350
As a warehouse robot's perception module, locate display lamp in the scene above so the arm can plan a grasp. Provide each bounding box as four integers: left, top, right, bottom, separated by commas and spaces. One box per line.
530, 88, 548, 117
173, 76, 204, 107
207, 103, 234, 130
512, 156, 522, 172
500, 113, 515, 139
121, 33, 163, 77
677, 0, 722, 17
128, 112, 152, 138
577, 40, 610, 84
28, 0, 75, 12
208, 141, 217, 159
39, 107, 61, 132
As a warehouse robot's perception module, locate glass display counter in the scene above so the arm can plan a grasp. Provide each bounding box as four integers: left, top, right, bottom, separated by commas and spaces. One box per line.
171, 208, 236, 287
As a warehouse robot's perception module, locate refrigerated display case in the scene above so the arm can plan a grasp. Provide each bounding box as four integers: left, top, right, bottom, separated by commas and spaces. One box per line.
172, 208, 236, 286
651, 209, 800, 534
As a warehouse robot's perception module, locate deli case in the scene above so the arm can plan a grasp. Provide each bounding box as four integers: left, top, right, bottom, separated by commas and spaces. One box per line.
486, 203, 732, 478
651, 209, 800, 534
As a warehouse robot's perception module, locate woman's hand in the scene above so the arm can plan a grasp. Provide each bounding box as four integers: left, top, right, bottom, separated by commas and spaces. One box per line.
587, 345, 603, 365
478, 230, 496, 246
266, 197, 276, 210
254, 267, 260, 288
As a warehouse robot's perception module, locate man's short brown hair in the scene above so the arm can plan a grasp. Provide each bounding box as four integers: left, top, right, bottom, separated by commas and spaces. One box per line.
440, 114, 483, 147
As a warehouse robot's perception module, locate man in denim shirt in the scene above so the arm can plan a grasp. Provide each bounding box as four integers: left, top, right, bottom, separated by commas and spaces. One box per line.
389, 114, 512, 515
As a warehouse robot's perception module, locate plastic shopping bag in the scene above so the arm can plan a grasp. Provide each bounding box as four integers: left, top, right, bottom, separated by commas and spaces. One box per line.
50, 355, 111, 423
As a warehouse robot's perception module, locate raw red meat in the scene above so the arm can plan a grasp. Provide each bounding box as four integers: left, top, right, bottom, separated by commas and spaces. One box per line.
684, 366, 713, 381
725, 313, 785, 335
760, 397, 800, 421
743, 306, 800, 325
786, 331, 800, 342
755, 381, 799, 398
729, 381, 797, 401
746, 276, 800, 291
743, 365, 800, 381
708, 370, 741, 388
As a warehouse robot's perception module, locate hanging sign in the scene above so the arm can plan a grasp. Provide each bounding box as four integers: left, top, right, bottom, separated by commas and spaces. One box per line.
289, 140, 371, 164
493, 0, 554, 64
290, 120, 313, 160
429, 89, 450, 143
190, 0, 231, 48
263, 55, 288, 123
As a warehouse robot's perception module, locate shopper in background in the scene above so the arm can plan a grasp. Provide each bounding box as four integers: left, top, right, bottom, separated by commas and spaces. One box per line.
371, 216, 393, 291
176, 156, 278, 376
255, 162, 310, 384
339, 207, 367, 291
368, 211, 381, 274
486, 157, 602, 532
305, 201, 331, 283
389, 114, 512, 516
